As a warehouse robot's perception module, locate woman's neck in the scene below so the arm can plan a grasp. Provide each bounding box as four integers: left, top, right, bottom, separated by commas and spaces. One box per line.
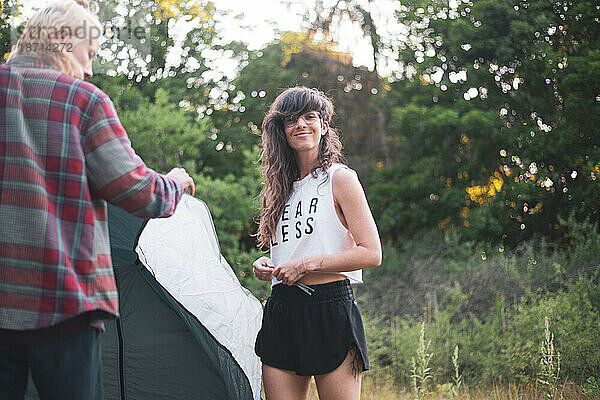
295, 151, 319, 180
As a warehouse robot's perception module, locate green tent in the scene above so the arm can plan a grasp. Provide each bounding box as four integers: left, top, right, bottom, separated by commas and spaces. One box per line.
26, 195, 262, 400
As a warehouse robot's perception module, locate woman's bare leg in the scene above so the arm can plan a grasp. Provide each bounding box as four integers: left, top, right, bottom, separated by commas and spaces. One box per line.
314, 347, 362, 400
263, 364, 311, 400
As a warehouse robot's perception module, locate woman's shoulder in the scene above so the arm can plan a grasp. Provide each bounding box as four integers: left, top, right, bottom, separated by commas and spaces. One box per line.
330, 164, 360, 194
328, 163, 358, 179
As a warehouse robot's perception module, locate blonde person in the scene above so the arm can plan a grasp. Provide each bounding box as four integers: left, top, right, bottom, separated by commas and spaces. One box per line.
253, 87, 382, 400
0, 1, 194, 399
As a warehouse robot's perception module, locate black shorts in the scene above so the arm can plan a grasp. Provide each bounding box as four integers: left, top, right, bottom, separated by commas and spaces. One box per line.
255, 279, 369, 376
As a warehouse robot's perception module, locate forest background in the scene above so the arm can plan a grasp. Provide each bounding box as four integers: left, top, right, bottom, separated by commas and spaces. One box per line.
2, 0, 599, 397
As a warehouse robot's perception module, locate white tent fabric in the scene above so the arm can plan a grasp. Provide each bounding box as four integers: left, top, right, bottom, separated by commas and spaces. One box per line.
135, 194, 263, 400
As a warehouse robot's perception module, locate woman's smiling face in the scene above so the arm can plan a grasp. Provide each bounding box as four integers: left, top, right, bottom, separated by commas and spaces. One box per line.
284, 111, 329, 154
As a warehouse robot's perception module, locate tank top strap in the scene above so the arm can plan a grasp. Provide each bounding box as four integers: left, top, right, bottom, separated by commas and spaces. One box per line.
326, 163, 357, 193
327, 163, 351, 175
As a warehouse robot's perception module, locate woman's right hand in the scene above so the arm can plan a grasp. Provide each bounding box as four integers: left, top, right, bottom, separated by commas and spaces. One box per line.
253, 256, 275, 281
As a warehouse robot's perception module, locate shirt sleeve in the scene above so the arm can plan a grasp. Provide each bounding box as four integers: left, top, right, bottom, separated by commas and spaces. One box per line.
81, 92, 183, 218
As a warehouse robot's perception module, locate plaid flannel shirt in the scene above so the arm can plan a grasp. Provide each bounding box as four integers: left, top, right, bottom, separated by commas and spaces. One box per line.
0, 56, 184, 330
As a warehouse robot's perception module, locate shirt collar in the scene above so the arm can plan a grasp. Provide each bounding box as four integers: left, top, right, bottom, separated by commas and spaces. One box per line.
5, 55, 52, 70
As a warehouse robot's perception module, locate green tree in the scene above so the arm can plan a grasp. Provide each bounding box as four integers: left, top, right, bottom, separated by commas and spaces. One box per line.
87, 1, 259, 181
116, 87, 266, 292
118, 88, 214, 175
217, 32, 391, 180
96, 0, 220, 83
370, 0, 600, 245
297, 0, 394, 165
0, 0, 20, 62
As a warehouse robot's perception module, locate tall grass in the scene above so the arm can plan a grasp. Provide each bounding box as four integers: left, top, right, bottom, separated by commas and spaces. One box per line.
411, 321, 434, 399
311, 218, 600, 400
305, 378, 590, 400
358, 218, 600, 387
304, 314, 592, 399
300, 220, 600, 399
538, 316, 563, 399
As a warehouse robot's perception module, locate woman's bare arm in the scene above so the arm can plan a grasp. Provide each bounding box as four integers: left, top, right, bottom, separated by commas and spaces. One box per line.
271, 168, 382, 285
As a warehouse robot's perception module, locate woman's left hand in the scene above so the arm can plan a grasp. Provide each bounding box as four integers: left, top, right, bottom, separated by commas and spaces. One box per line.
272, 257, 310, 286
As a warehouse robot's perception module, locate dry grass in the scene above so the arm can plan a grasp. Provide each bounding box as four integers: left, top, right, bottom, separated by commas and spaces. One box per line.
304, 376, 589, 400
302, 317, 589, 400
301, 312, 592, 399
306, 375, 403, 399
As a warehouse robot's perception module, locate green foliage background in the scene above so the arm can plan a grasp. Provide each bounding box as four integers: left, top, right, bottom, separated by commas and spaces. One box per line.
2, 0, 598, 390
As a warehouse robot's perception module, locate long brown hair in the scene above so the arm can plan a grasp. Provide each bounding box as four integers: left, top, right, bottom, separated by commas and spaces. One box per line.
256, 86, 343, 249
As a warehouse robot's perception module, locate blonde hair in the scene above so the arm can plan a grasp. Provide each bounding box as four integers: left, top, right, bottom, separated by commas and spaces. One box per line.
7, 0, 102, 79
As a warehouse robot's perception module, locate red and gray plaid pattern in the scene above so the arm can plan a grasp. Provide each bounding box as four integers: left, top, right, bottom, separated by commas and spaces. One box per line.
0, 56, 184, 330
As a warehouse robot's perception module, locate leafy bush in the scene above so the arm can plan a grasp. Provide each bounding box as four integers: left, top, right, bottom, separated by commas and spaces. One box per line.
360, 219, 600, 387
583, 376, 600, 399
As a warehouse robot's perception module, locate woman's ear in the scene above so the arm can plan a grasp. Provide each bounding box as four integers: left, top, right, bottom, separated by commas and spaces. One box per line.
59, 27, 70, 41
322, 120, 329, 135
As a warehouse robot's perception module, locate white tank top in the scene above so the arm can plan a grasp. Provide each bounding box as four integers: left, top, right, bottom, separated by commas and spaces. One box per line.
270, 163, 363, 285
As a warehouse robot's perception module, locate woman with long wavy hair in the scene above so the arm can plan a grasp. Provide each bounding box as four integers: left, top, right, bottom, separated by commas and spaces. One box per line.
253, 86, 382, 400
